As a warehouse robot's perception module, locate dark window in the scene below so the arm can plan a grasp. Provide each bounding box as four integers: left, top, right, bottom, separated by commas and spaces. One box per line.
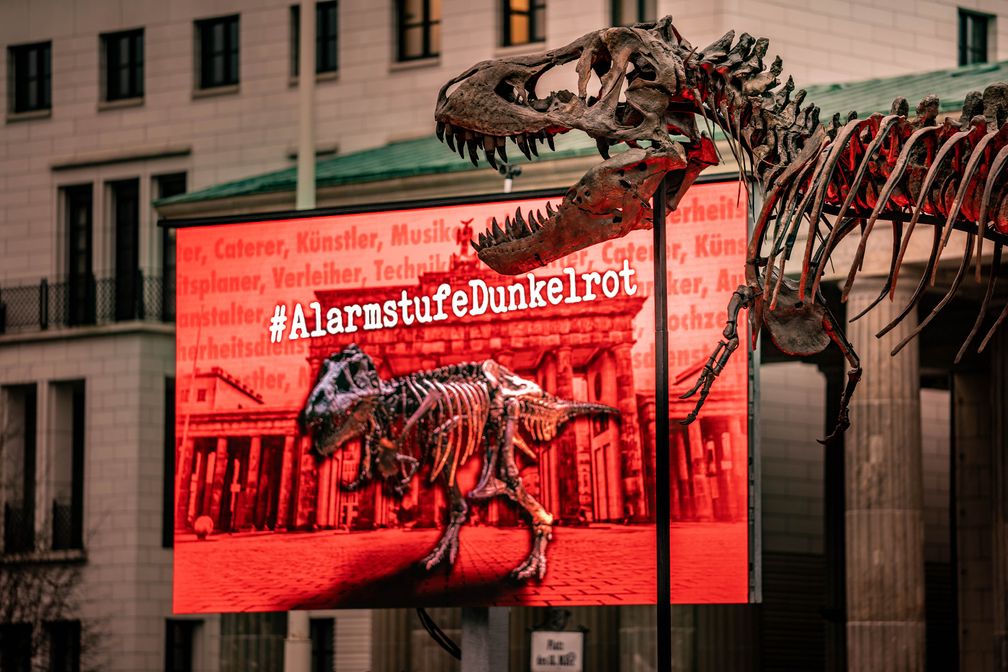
155, 173, 186, 322
2, 384, 37, 555
310, 618, 335, 672
9, 41, 51, 113
165, 619, 198, 672
395, 0, 440, 61
502, 0, 545, 46
959, 9, 992, 66
50, 380, 85, 552
110, 179, 140, 322
196, 15, 240, 88
0, 623, 32, 672
64, 185, 94, 327
196, 388, 207, 402
611, 0, 654, 26
163, 377, 175, 548
46, 620, 81, 672
102, 29, 144, 101
291, 2, 339, 76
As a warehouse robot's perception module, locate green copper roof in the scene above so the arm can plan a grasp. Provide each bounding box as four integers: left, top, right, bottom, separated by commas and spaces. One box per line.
158, 59, 1008, 207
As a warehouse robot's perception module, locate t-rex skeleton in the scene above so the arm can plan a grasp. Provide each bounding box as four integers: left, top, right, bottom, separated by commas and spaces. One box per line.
434, 16, 1008, 438
299, 344, 616, 580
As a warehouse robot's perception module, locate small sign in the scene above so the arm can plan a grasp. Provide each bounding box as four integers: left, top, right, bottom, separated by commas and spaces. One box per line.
530, 631, 584, 672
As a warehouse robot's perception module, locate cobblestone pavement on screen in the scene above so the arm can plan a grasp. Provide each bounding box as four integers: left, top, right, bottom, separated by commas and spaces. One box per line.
173, 523, 746, 612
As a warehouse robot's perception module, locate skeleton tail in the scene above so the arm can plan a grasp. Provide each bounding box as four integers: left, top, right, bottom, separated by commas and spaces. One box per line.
519, 397, 619, 443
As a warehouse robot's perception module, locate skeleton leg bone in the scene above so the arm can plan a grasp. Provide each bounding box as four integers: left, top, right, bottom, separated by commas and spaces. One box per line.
680, 284, 755, 424
420, 479, 469, 571
820, 310, 861, 444
499, 398, 554, 581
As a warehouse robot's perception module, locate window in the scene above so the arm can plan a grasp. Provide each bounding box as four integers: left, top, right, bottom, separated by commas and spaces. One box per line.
163, 377, 175, 548
0, 623, 32, 672
611, 0, 655, 26
310, 618, 335, 672
64, 185, 94, 327
1, 384, 37, 555
101, 29, 144, 101
166, 619, 198, 672
502, 0, 545, 46
395, 0, 440, 61
959, 9, 992, 66
155, 173, 186, 322
195, 15, 239, 89
110, 179, 140, 321
8, 41, 51, 114
291, 1, 339, 76
46, 620, 81, 672
49, 380, 84, 551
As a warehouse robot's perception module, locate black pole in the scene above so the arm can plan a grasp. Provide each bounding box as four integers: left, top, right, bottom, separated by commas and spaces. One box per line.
653, 178, 672, 671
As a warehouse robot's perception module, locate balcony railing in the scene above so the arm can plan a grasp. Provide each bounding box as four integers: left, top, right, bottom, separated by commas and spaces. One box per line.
0, 272, 172, 335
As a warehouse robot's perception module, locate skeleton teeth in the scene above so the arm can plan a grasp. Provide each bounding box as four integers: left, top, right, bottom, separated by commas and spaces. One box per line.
467, 138, 480, 167
595, 137, 610, 159
445, 131, 456, 151
435, 121, 445, 142
546, 202, 554, 215
492, 217, 504, 240
546, 134, 555, 151
528, 136, 539, 157
478, 231, 488, 248
456, 134, 466, 158
517, 135, 532, 160
496, 140, 508, 164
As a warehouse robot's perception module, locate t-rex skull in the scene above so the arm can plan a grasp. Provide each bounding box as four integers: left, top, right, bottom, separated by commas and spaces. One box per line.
435, 18, 722, 274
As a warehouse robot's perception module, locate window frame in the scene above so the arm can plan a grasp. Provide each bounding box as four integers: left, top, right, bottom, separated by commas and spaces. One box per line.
501, 0, 546, 47
291, 1, 340, 77
610, 0, 655, 26
101, 28, 144, 102
395, 0, 440, 62
8, 40, 52, 115
195, 14, 240, 90
958, 8, 993, 66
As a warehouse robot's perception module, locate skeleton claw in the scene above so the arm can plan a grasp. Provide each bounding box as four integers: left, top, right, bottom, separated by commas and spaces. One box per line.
509, 523, 552, 581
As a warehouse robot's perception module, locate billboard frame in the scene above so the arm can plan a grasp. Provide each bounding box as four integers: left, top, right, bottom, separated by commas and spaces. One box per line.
161, 172, 762, 613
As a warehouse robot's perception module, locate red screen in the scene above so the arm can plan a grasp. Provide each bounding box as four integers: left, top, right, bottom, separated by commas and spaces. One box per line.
172, 183, 749, 612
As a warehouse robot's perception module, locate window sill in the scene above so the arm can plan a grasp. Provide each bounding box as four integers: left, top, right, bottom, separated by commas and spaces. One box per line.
6, 108, 51, 124
287, 70, 340, 88
191, 83, 240, 100
390, 56, 440, 73
97, 97, 144, 112
495, 41, 546, 58
0, 548, 86, 565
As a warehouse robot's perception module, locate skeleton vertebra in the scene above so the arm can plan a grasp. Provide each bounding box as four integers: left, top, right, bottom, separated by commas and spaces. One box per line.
300, 344, 617, 580
435, 17, 1008, 437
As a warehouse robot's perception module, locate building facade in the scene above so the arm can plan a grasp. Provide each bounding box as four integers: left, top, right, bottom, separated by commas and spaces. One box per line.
1, 0, 1007, 670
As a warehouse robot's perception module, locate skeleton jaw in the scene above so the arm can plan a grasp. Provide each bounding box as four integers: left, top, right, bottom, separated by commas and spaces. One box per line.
472, 145, 691, 274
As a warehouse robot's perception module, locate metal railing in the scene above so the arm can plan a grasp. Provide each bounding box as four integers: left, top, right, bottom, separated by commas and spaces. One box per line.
0, 271, 172, 334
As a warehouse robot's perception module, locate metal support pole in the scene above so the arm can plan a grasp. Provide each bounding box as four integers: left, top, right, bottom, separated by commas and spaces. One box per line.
653, 178, 672, 672
461, 606, 510, 672
287, 3, 316, 670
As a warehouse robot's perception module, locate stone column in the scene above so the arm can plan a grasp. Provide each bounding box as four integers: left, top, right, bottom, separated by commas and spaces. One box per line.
614, 344, 647, 520
174, 438, 195, 530
845, 277, 925, 670
554, 346, 580, 521
275, 434, 297, 530
208, 436, 229, 522
242, 435, 262, 531
953, 370, 995, 669
295, 436, 317, 529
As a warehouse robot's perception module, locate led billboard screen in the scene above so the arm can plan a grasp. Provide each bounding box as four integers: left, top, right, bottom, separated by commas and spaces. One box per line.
172, 182, 751, 612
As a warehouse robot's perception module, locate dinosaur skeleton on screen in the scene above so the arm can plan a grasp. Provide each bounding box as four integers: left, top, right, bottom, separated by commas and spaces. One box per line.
300, 344, 616, 580
433, 16, 1008, 439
